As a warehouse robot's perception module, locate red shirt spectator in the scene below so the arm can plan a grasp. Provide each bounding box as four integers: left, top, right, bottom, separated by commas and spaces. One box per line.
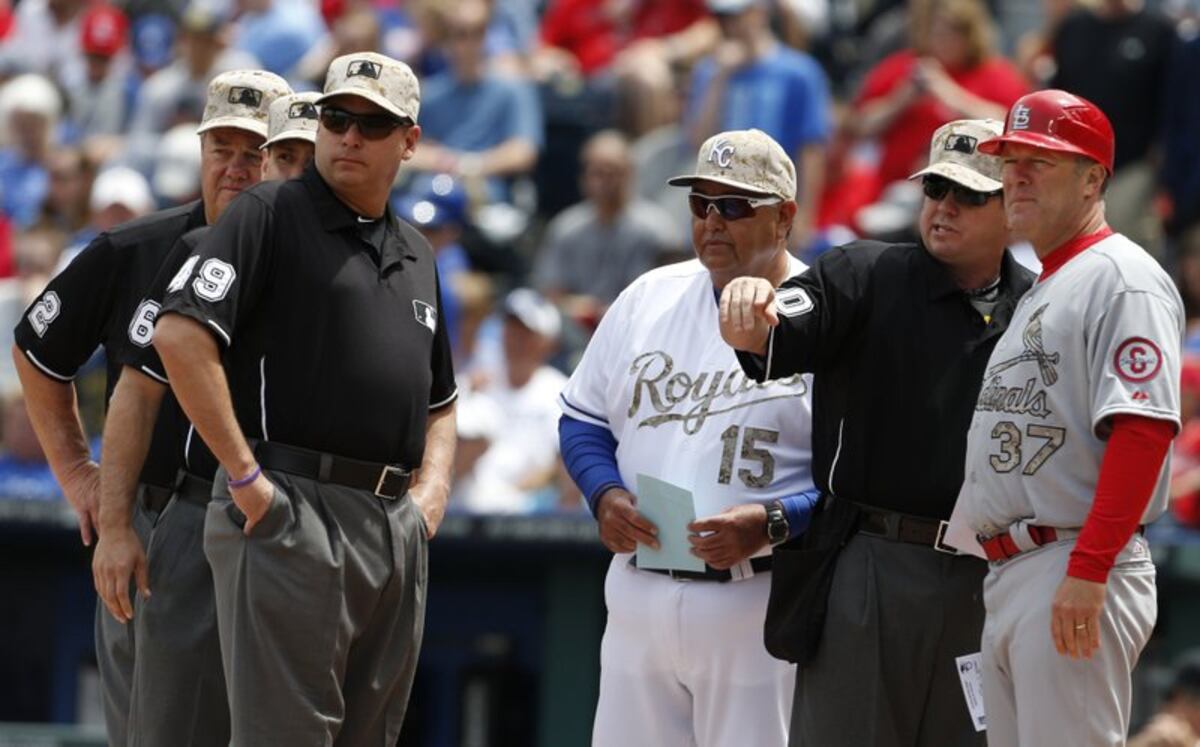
540, 0, 707, 75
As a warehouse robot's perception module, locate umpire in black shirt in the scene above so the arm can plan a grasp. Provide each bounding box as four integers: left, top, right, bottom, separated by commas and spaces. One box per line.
153, 52, 456, 745
719, 119, 1034, 747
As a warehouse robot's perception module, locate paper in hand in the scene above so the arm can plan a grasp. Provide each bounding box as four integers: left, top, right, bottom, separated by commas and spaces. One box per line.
634, 474, 705, 572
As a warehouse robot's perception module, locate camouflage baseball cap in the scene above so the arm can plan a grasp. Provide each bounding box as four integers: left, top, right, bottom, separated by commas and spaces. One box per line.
261, 92, 319, 149
909, 119, 1004, 193
667, 129, 796, 200
317, 52, 420, 122
196, 69, 292, 139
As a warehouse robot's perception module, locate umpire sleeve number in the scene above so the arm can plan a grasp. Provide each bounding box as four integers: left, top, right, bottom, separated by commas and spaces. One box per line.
27, 291, 61, 337
718, 425, 778, 488
989, 421, 1066, 475
193, 259, 236, 302
128, 300, 161, 347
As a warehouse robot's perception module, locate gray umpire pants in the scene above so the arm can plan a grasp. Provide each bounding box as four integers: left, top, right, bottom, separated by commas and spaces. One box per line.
203, 468, 428, 746
94, 501, 152, 747
791, 533, 988, 747
980, 535, 1156, 747
127, 473, 229, 747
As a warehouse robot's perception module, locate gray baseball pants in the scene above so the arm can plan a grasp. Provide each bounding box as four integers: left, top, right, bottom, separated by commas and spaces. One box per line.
127, 473, 228, 747
203, 468, 427, 746
790, 533, 989, 747
94, 499, 152, 747
980, 535, 1157, 747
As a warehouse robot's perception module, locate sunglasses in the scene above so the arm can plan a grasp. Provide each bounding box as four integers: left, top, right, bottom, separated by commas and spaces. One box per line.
319, 106, 410, 140
688, 193, 782, 221
922, 176, 1000, 207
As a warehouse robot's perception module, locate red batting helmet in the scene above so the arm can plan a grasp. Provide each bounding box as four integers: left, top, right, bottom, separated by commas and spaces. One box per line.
978, 89, 1115, 174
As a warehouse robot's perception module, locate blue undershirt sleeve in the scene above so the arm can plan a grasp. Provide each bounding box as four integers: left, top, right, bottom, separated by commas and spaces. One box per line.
779, 488, 821, 540
559, 414, 624, 517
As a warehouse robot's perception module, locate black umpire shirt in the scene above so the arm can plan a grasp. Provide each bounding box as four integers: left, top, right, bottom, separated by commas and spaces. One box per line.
14, 202, 207, 489
737, 240, 1035, 520
158, 164, 457, 468
119, 226, 219, 479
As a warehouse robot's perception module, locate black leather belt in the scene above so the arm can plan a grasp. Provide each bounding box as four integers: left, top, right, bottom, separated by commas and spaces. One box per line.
253, 441, 412, 500
634, 555, 773, 582
137, 482, 174, 515
138, 471, 215, 514
856, 504, 957, 554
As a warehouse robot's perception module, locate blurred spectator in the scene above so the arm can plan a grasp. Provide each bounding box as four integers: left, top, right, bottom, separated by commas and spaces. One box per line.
1129, 650, 1200, 747
395, 174, 474, 355
455, 288, 567, 513
0, 74, 62, 231
851, 0, 1027, 208
534, 0, 717, 136
230, 0, 324, 77
533, 129, 678, 325
1169, 356, 1200, 530
686, 0, 832, 249
0, 0, 86, 85
0, 228, 65, 389
1162, 8, 1200, 247
152, 121, 203, 205
1014, 0, 1093, 85
0, 391, 63, 501
52, 165, 156, 270
292, 5, 381, 89
407, 0, 543, 204
37, 147, 96, 240
123, 4, 258, 173
130, 12, 176, 78
64, 3, 132, 140
1050, 0, 1177, 254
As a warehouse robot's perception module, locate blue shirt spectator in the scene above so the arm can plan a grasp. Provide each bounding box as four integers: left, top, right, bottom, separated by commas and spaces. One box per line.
232, 0, 325, 77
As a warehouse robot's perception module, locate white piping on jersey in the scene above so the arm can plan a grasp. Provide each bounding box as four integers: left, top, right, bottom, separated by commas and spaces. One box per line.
259, 356, 269, 440
206, 319, 231, 347
139, 365, 168, 385
828, 418, 845, 497
184, 424, 195, 468
765, 327, 776, 379
24, 350, 73, 382
430, 387, 459, 411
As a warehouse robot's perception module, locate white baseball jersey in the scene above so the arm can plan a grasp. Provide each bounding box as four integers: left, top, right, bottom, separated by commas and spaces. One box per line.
559, 257, 815, 528
956, 233, 1183, 535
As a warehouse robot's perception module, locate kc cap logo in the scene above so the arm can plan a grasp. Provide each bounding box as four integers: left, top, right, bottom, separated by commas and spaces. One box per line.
668, 129, 797, 200
707, 139, 736, 169
228, 86, 262, 108
945, 134, 977, 154
263, 92, 320, 147
319, 52, 421, 122
198, 69, 292, 139
413, 300, 437, 333
1011, 104, 1031, 130
347, 59, 382, 79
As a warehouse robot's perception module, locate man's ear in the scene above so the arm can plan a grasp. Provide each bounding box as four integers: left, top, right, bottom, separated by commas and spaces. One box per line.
778, 200, 799, 240
399, 124, 422, 162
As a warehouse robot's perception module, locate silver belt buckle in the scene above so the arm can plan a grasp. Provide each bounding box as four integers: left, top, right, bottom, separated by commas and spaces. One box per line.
374, 465, 405, 500
933, 520, 958, 555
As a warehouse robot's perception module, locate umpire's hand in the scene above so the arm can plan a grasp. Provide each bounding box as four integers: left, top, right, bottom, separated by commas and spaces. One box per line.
595, 488, 659, 553
719, 277, 778, 356
93, 525, 149, 623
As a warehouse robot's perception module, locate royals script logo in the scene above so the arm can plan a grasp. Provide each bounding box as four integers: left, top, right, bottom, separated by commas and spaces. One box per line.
977, 304, 1057, 418
627, 351, 807, 434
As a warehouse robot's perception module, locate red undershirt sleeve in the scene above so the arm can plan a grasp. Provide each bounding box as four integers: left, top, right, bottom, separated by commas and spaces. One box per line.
1068, 414, 1175, 582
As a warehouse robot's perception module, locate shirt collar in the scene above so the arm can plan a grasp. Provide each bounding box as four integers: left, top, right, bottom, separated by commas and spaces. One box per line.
921, 242, 1031, 301
301, 164, 418, 267
188, 199, 207, 228
1037, 226, 1114, 282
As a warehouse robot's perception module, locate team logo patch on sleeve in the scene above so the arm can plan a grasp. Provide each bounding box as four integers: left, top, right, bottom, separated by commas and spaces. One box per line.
1114, 337, 1163, 383
775, 287, 814, 318
413, 300, 437, 333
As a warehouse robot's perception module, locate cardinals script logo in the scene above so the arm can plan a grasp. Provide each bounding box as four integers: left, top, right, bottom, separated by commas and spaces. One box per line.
976, 304, 1057, 418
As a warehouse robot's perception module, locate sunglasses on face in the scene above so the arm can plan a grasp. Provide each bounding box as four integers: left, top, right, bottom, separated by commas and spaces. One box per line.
687, 193, 782, 221
922, 176, 1000, 207
319, 106, 409, 140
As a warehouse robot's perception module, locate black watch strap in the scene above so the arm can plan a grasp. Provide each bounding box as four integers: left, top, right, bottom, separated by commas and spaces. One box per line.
766, 499, 789, 545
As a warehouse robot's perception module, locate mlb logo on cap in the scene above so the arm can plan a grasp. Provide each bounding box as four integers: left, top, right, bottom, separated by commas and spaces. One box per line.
289, 101, 317, 120
348, 59, 382, 79
228, 86, 263, 108
198, 69, 292, 139
945, 134, 977, 154
263, 91, 320, 148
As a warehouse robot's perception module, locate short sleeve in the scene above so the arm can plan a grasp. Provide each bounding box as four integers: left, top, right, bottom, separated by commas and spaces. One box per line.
429, 271, 458, 410
158, 193, 275, 348
1087, 289, 1183, 435
116, 228, 209, 383
558, 284, 633, 427
13, 235, 121, 380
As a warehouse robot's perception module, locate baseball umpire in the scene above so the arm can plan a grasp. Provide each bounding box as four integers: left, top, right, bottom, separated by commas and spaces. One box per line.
152, 52, 456, 744
13, 69, 288, 745
956, 90, 1183, 746
260, 91, 319, 180
719, 119, 1034, 746
560, 129, 819, 747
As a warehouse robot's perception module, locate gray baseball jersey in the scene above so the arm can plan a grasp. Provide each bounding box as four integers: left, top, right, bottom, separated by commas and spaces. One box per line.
956, 233, 1183, 536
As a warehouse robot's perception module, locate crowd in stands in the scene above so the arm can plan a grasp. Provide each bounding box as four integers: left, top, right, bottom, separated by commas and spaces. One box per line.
1, 0, 1200, 533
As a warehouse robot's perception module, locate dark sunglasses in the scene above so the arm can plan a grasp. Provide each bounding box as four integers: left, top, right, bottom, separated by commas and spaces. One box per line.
319, 106, 410, 140
922, 175, 1000, 207
688, 193, 781, 221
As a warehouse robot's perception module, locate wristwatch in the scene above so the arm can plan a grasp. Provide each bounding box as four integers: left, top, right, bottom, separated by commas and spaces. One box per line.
765, 500, 790, 546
